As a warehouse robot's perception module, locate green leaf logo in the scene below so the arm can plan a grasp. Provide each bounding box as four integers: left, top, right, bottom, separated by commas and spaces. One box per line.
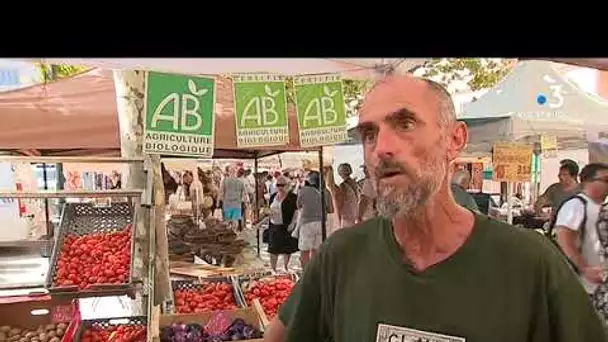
188, 79, 208, 96
264, 84, 280, 97
323, 85, 338, 97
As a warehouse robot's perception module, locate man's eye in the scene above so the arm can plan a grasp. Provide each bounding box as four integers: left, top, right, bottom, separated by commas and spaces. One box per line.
397, 119, 416, 131
360, 130, 377, 143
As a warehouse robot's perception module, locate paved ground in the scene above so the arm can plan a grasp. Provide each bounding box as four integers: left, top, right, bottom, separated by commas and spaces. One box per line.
238, 226, 302, 273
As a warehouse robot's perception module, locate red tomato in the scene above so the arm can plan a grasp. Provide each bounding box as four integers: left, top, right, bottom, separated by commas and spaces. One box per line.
173, 282, 237, 314
243, 277, 296, 319
53, 226, 133, 290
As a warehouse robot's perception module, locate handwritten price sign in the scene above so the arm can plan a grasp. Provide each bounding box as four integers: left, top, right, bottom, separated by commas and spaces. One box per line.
493, 143, 533, 182
51, 305, 74, 323
205, 311, 232, 337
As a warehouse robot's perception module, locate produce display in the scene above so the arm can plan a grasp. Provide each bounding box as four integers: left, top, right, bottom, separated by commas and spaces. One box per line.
0, 323, 68, 342
80, 324, 146, 342
240, 277, 295, 319
52, 225, 132, 290
174, 282, 240, 314
160, 320, 262, 342
168, 216, 248, 267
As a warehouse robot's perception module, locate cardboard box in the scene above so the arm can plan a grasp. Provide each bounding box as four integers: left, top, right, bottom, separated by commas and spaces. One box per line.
0, 295, 80, 342
159, 307, 263, 342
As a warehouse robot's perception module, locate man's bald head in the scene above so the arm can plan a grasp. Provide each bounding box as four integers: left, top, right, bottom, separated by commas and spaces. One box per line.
365, 75, 456, 131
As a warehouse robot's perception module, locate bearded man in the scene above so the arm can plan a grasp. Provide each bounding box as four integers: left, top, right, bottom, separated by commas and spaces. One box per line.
263, 75, 605, 342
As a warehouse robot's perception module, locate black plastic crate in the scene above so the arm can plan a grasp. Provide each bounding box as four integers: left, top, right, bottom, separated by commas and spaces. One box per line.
45, 202, 137, 297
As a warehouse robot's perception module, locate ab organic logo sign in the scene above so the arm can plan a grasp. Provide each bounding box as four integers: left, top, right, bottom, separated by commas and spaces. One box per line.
294, 74, 347, 147
144, 72, 216, 158
233, 74, 288, 147
302, 84, 340, 127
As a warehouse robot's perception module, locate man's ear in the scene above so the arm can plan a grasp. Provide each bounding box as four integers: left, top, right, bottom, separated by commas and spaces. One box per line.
447, 121, 468, 162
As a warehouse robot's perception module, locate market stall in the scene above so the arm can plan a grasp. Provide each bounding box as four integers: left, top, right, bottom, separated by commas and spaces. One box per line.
0, 58, 403, 341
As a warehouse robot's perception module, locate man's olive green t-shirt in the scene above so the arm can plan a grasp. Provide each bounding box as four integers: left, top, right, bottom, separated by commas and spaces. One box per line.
279, 215, 606, 342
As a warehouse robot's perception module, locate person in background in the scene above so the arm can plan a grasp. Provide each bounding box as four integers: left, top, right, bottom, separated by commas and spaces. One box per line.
323, 166, 341, 235
450, 169, 480, 212
162, 163, 178, 204
175, 170, 204, 216
180, 171, 194, 200
198, 168, 219, 218
238, 168, 252, 227
264, 75, 604, 342
219, 166, 247, 231
110, 170, 122, 189
535, 159, 581, 218
294, 171, 332, 268
331, 163, 360, 228
555, 163, 608, 326
270, 172, 281, 196
267, 176, 299, 272
292, 173, 304, 195
257, 173, 268, 208
357, 165, 377, 223
243, 169, 256, 222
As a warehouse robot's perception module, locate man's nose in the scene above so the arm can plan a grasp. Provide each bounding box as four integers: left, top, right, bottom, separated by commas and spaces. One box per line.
373, 126, 400, 158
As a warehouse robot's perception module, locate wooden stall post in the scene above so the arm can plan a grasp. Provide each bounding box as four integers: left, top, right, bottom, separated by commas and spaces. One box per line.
152, 155, 171, 306
113, 70, 151, 312
318, 149, 327, 241
254, 158, 261, 256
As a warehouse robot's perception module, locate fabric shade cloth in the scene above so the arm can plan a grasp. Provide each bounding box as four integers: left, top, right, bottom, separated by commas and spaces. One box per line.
0, 68, 119, 151
0, 68, 325, 158
18, 58, 429, 80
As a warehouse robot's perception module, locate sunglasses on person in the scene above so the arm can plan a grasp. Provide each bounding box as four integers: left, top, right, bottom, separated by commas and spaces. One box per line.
277, 183, 287, 187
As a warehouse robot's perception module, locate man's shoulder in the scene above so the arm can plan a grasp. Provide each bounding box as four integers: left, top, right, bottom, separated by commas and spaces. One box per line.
320, 217, 386, 254
475, 214, 567, 264
558, 193, 588, 209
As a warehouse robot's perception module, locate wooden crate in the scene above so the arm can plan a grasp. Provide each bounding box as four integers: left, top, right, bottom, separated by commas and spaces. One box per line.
159, 307, 263, 342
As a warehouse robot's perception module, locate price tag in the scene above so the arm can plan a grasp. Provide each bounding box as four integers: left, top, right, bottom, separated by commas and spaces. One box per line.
492, 143, 533, 182
51, 305, 73, 323
204, 311, 232, 337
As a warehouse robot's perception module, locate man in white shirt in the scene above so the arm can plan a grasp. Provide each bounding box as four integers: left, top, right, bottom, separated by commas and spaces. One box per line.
555, 163, 608, 310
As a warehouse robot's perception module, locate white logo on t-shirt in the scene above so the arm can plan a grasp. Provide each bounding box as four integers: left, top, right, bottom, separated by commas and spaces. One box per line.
375, 323, 465, 342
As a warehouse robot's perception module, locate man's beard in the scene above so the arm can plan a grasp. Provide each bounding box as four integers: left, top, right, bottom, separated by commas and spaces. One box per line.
374, 153, 446, 220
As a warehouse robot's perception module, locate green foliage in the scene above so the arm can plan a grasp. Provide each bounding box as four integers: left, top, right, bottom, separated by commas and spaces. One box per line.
417, 58, 514, 91
38, 63, 90, 82
284, 77, 371, 118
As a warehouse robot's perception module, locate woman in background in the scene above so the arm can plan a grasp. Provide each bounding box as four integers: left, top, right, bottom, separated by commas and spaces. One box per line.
162, 163, 178, 204
267, 176, 299, 272
295, 171, 332, 268
323, 166, 341, 236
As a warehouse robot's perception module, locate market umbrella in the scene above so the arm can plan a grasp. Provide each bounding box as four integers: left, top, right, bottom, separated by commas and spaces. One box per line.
19, 58, 430, 79
461, 60, 608, 154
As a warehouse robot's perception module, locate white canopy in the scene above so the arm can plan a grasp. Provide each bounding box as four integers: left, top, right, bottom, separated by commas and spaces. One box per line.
17, 58, 429, 79
460, 60, 608, 153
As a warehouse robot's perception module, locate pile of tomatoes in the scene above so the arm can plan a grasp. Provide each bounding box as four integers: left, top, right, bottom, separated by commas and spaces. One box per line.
53, 225, 132, 290
174, 282, 239, 314
80, 324, 146, 342
242, 277, 295, 319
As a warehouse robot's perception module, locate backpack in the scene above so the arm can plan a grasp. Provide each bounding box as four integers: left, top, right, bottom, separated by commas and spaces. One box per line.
546, 194, 588, 271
